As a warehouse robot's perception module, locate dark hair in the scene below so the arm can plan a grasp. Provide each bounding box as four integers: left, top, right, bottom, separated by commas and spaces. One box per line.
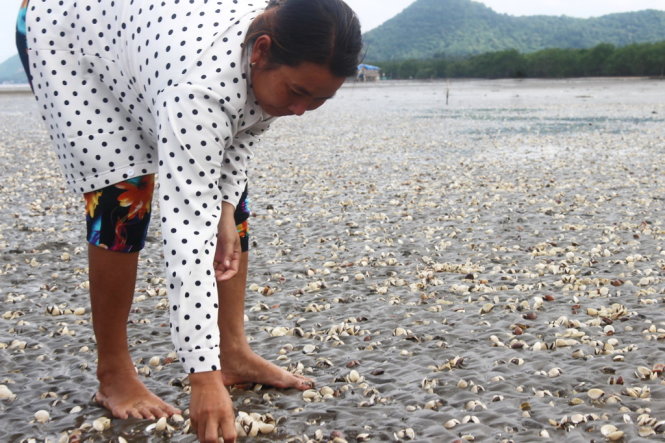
246, 0, 363, 78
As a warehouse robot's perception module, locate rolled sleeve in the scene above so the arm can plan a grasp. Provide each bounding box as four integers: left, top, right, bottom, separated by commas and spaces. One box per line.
156, 84, 232, 373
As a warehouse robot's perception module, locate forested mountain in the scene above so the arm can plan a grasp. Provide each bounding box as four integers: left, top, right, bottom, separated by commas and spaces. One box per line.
0, 55, 27, 84
3, 0, 665, 83
363, 0, 665, 61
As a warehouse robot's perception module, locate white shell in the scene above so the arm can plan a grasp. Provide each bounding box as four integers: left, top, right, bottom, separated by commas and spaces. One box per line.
443, 419, 460, 429
302, 344, 317, 354
155, 416, 167, 432
34, 410, 50, 423
258, 422, 276, 434
92, 417, 111, 432
270, 326, 290, 337
0, 385, 16, 401
600, 424, 618, 436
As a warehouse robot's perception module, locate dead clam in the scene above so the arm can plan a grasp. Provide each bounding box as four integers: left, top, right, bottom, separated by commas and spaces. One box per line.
33, 409, 50, 423
622, 385, 651, 399
634, 366, 655, 380
145, 416, 173, 433
234, 411, 277, 437
587, 388, 605, 400
600, 424, 624, 441
0, 384, 16, 401
92, 416, 111, 432
394, 428, 416, 440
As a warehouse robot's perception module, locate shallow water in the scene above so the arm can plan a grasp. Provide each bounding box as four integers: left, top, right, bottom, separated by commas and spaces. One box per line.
1, 78, 664, 442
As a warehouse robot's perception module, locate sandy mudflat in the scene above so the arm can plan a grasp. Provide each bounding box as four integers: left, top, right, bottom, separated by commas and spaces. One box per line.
1, 78, 664, 442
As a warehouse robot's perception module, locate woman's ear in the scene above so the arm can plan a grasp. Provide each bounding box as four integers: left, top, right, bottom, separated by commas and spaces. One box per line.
251, 35, 272, 68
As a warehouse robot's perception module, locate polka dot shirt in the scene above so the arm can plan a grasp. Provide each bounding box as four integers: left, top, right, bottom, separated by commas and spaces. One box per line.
27, 0, 274, 373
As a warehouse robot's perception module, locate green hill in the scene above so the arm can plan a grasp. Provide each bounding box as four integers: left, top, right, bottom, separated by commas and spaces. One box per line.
363, 0, 665, 61
3, 0, 665, 82
0, 55, 28, 84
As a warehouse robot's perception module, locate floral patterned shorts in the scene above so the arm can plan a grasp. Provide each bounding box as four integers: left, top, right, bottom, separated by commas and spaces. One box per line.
84, 175, 250, 253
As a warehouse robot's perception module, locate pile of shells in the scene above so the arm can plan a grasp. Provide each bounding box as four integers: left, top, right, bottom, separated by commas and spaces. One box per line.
2, 79, 665, 441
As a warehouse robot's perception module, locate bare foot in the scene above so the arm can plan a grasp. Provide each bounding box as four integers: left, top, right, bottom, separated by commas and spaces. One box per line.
221, 350, 314, 390
95, 369, 181, 419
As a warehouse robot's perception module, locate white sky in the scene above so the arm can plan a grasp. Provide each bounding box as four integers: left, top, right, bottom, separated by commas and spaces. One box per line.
3, 0, 665, 63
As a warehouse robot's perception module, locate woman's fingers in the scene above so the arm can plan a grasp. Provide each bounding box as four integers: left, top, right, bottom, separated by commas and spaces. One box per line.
220, 414, 237, 442
202, 417, 220, 443
213, 236, 241, 281
214, 260, 238, 281
189, 372, 237, 443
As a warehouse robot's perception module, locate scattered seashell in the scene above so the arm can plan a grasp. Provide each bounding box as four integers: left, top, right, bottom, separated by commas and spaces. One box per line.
34, 410, 50, 423
302, 389, 321, 402
347, 370, 361, 383
394, 327, 408, 336
302, 344, 317, 354
0, 385, 16, 401
444, 419, 460, 429
570, 414, 585, 424
46, 305, 62, 316
587, 388, 605, 400
462, 415, 480, 424
600, 424, 618, 436
270, 326, 290, 337
600, 424, 624, 440
258, 422, 275, 434
548, 367, 562, 378
635, 366, 653, 380
92, 417, 111, 432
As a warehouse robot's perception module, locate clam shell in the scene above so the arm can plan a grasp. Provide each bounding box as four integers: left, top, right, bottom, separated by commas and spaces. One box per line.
587, 388, 605, 400
34, 410, 50, 423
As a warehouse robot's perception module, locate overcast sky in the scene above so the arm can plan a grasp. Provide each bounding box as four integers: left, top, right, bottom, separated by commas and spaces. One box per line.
3, 0, 665, 64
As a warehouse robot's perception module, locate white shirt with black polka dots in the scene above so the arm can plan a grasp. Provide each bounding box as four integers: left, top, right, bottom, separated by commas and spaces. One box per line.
27, 0, 273, 373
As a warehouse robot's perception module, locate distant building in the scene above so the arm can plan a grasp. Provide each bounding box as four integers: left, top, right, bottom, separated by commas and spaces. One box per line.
357, 64, 381, 82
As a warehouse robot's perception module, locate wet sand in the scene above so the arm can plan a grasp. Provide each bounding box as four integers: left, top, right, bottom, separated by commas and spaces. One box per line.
1, 78, 664, 442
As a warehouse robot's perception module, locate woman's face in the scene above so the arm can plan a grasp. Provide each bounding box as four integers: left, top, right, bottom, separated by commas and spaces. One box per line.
249, 37, 346, 117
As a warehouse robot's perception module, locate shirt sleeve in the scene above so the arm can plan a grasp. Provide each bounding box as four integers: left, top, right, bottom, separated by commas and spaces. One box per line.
218, 118, 273, 208
155, 83, 233, 373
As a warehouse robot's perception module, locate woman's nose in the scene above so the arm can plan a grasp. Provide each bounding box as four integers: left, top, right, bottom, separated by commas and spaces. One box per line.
288, 100, 309, 116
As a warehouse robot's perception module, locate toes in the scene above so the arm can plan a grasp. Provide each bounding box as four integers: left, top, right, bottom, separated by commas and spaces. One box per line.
296, 379, 315, 390
165, 404, 182, 416
112, 408, 130, 420
127, 407, 145, 420
154, 400, 180, 418
292, 374, 315, 390
149, 405, 169, 419
96, 393, 129, 420
137, 405, 156, 420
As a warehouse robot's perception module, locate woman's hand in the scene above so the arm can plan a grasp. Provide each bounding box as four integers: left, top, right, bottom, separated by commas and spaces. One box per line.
214, 202, 241, 281
188, 371, 236, 443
